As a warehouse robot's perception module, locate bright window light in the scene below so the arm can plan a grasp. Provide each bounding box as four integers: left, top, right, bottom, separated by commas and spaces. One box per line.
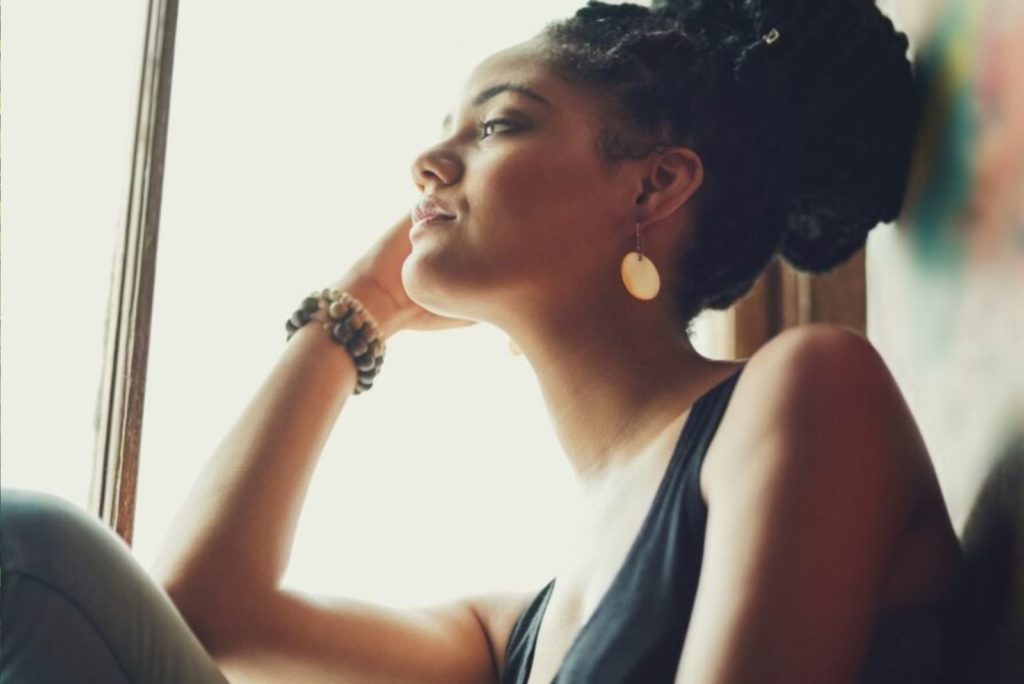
5, 0, 722, 609
1, 2, 147, 510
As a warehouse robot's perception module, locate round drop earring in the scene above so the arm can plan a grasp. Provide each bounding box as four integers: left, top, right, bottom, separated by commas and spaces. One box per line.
621, 220, 661, 300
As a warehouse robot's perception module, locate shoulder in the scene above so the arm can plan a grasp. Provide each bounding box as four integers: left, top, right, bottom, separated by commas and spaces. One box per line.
705, 322, 928, 518
746, 322, 890, 394
751, 323, 911, 440
735, 322, 906, 436
676, 324, 935, 682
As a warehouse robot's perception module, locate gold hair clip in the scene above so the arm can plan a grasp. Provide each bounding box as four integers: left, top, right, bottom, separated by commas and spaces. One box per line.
763, 28, 780, 45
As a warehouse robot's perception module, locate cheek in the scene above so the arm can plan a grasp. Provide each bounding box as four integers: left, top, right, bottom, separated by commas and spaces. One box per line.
473, 154, 556, 227
469, 147, 603, 251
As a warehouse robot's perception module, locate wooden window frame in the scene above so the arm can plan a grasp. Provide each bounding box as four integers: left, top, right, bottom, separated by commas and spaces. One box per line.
88, 0, 179, 546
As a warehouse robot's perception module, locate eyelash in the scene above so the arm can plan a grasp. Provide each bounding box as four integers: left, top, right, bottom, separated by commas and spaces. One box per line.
476, 118, 516, 139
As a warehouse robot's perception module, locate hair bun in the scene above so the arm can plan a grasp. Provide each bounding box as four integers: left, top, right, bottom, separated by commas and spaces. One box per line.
540, 0, 922, 325
654, 0, 921, 274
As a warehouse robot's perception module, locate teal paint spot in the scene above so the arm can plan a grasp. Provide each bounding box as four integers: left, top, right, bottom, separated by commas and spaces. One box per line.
904, 0, 976, 282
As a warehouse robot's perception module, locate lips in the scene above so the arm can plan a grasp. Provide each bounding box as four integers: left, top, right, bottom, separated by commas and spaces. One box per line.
409, 214, 455, 241
412, 197, 456, 225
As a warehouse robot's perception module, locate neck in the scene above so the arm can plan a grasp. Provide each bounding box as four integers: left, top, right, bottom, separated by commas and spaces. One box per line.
500, 280, 742, 501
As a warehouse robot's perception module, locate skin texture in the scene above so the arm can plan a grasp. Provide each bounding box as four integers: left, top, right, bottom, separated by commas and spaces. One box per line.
404, 36, 744, 504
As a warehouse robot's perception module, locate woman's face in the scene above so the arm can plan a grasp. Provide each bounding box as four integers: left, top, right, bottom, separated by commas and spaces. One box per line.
403, 37, 640, 324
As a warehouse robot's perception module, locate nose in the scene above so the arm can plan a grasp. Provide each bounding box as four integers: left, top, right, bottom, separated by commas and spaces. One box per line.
410, 143, 460, 194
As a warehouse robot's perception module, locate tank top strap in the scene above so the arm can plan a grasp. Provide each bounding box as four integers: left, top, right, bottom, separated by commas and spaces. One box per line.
501, 362, 748, 684
503, 577, 557, 684
678, 361, 747, 520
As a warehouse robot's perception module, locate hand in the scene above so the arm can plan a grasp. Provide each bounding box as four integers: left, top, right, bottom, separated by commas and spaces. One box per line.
333, 212, 476, 338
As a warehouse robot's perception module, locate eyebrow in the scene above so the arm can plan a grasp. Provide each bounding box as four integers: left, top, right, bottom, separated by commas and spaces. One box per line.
440, 82, 553, 133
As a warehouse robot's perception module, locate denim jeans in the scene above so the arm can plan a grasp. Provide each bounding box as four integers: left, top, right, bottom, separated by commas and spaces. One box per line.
0, 489, 229, 684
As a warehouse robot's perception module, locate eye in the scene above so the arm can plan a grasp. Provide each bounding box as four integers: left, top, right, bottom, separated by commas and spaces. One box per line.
477, 118, 517, 139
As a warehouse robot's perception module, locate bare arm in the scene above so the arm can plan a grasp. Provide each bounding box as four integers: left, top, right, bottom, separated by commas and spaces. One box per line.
674, 326, 926, 683
150, 214, 502, 684
149, 271, 400, 600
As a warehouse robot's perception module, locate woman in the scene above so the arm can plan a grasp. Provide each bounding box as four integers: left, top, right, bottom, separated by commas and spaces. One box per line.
0, 0, 965, 682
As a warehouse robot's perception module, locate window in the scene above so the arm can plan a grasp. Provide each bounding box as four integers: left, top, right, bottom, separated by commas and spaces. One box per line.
1, 2, 147, 510
5, 0, 729, 608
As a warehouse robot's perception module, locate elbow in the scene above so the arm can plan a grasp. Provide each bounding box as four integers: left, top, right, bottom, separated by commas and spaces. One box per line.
162, 577, 250, 659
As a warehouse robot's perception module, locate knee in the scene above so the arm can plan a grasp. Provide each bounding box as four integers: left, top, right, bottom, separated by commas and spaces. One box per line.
2, 487, 101, 532
0, 488, 131, 581
0, 491, 226, 684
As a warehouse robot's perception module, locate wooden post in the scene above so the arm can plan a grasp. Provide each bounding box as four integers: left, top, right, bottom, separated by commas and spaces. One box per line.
725, 249, 867, 359
89, 0, 179, 546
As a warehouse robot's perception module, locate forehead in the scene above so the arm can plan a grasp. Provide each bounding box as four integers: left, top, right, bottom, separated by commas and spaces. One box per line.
441, 39, 596, 129
465, 40, 550, 90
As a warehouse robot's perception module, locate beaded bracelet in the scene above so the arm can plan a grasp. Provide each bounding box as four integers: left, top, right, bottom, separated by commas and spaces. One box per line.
285, 288, 386, 394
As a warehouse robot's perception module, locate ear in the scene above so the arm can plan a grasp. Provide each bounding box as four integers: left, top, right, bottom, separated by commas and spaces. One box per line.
635, 147, 703, 223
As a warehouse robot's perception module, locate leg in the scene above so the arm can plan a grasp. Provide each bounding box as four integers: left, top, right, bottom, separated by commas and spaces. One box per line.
0, 489, 229, 684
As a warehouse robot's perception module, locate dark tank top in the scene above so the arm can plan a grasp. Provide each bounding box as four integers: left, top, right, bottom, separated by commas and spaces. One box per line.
500, 362, 954, 684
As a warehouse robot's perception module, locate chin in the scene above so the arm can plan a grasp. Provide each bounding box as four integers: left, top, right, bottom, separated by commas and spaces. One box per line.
399, 252, 495, 325
401, 255, 465, 319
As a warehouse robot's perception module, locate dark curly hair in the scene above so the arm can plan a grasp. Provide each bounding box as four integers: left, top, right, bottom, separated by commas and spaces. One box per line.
536, 0, 921, 331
